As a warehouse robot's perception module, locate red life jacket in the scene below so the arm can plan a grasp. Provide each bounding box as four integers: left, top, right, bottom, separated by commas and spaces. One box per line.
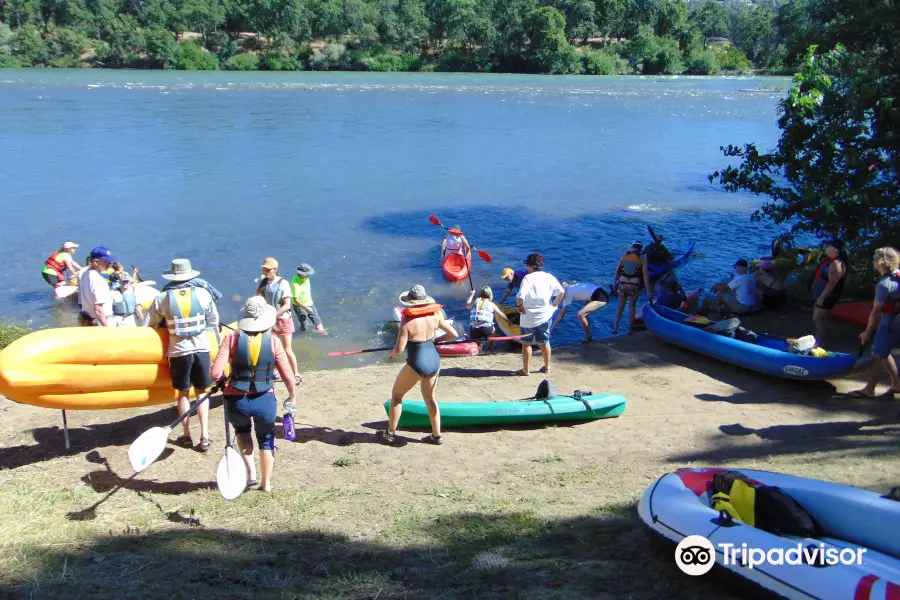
812, 256, 846, 296
44, 251, 68, 279
401, 303, 444, 320
883, 272, 900, 316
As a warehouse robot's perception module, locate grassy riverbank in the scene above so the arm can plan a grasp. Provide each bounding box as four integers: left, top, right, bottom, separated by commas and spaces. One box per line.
1, 310, 897, 599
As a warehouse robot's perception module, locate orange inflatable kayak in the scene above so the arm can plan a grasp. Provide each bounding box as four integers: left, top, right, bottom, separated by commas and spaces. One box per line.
0, 325, 233, 410
829, 301, 873, 329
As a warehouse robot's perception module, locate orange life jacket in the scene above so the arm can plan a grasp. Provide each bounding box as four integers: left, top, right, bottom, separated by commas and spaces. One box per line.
44, 251, 67, 276
401, 303, 444, 320
812, 256, 846, 296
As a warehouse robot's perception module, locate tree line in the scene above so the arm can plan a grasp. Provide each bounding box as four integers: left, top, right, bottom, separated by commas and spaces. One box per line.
0, 0, 820, 73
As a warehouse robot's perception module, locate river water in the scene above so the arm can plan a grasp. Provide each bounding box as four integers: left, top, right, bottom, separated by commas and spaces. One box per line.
0, 70, 790, 369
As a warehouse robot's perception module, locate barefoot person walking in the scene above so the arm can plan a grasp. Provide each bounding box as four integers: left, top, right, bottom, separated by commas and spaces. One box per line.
516, 254, 564, 375
379, 285, 458, 446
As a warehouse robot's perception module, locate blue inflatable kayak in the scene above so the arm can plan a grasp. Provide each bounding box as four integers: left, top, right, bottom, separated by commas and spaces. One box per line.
646, 241, 696, 278
643, 304, 860, 380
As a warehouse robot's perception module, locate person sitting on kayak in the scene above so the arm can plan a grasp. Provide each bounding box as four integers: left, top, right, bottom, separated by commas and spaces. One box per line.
847, 247, 900, 399
810, 238, 849, 346
613, 241, 651, 335
465, 286, 511, 349
380, 285, 458, 446
109, 271, 143, 327
210, 296, 297, 492
754, 260, 786, 309
42, 242, 85, 288
711, 259, 759, 315
551, 282, 609, 344
441, 226, 470, 259
499, 267, 527, 305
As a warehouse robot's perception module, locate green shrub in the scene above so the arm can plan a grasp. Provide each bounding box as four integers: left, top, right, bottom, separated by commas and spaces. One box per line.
0, 22, 13, 57
224, 53, 259, 70
582, 49, 629, 75
433, 50, 493, 72
168, 41, 219, 70
0, 324, 30, 350
12, 25, 49, 67
308, 43, 348, 70
686, 48, 720, 75
260, 51, 300, 71
46, 28, 91, 60
717, 47, 752, 73
145, 28, 177, 69
0, 55, 22, 68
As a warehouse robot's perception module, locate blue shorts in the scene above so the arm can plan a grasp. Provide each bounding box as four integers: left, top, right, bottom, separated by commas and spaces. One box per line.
523, 321, 551, 344
225, 391, 277, 451
872, 322, 899, 358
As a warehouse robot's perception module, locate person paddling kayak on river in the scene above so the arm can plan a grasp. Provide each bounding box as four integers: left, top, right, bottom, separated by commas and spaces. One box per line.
516, 254, 564, 375
551, 282, 609, 343
380, 285, 458, 446
256, 257, 301, 393
147, 258, 219, 452
291, 263, 327, 335
42, 242, 84, 288
210, 296, 296, 492
499, 267, 528, 305
441, 226, 470, 259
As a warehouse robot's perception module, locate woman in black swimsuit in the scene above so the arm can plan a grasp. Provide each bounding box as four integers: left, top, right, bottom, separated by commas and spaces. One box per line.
378, 285, 458, 446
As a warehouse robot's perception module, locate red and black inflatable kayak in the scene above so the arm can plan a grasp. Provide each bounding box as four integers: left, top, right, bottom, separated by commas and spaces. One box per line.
441, 252, 472, 282
830, 301, 873, 329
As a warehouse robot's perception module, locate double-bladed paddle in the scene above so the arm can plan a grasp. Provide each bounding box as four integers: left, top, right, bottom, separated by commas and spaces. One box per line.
128, 380, 224, 473
429, 216, 492, 263
328, 334, 532, 357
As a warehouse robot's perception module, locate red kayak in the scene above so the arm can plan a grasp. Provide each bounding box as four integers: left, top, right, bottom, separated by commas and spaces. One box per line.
441, 252, 472, 282
830, 301, 873, 329
437, 342, 480, 356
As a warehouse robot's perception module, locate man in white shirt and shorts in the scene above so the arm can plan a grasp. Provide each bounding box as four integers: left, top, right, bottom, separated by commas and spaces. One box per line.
516, 253, 564, 376
550, 282, 609, 343
77, 246, 117, 327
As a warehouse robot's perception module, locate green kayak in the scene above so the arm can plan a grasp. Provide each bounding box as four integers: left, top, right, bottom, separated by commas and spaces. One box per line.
383, 391, 627, 428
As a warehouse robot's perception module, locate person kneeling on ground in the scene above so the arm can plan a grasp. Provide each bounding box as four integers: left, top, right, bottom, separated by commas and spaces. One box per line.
465, 286, 510, 350
210, 296, 296, 492
711, 259, 759, 315
550, 282, 609, 343
516, 254, 564, 375
380, 285, 458, 446
848, 247, 900, 399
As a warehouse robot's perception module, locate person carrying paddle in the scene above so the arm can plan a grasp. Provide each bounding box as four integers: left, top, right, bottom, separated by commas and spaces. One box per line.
146, 258, 219, 452
551, 282, 609, 343
516, 254, 564, 375
440, 226, 470, 259
380, 285, 458, 446
210, 296, 296, 492
42, 241, 85, 288
847, 247, 900, 400
256, 257, 301, 390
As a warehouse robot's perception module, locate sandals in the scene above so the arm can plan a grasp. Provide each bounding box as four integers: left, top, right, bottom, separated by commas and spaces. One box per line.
246, 479, 259, 489
878, 389, 900, 400
376, 430, 399, 446
539, 366, 552, 374
283, 400, 297, 413
580, 337, 592, 344
294, 374, 303, 386
845, 390, 875, 399
198, 437, 212, 452
422, 434, 444, 445
515, 369, 530, 376
174, 435, 193, 448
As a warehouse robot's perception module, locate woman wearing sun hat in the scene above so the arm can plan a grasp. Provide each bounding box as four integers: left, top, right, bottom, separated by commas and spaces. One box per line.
210, 296, 297, 492
379, 285, 458, 446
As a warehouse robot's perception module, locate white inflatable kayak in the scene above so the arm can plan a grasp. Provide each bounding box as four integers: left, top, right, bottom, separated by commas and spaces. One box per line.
638, 467, 900, 599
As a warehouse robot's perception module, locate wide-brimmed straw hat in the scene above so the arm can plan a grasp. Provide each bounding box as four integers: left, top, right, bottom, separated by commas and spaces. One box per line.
238, 296, 277, 332
398, 284, 435, 306
162, 258, 200, 282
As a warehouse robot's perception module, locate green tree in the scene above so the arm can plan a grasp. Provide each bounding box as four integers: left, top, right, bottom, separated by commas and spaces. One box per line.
524, 6, 580, 74
144, 26, 176, 66
0, 21, 14, 55
12, 23, 49, 65
729, 4, 777, 66
627, 23, 682, 74
692, 0, 727, 41
168, 39, 219, 67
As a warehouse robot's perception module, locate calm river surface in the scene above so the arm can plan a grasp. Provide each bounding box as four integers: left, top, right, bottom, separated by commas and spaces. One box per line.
0, 70, 790, 369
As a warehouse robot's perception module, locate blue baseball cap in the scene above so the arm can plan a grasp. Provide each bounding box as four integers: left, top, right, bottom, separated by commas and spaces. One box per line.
89, 247, 116, 263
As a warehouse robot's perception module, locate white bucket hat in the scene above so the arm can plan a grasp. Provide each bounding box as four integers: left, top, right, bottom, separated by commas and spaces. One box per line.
162, 258, 201, 282
238, 296, 276, 332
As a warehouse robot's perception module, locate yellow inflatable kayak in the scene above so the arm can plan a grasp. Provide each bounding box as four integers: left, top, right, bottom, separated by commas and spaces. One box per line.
0, 324, 233, 410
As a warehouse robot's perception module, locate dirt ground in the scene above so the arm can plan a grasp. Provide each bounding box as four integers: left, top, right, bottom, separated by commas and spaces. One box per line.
0, 311, 898, 599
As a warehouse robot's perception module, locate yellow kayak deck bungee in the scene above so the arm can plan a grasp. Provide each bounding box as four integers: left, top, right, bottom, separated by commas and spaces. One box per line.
0, 324, 233, 410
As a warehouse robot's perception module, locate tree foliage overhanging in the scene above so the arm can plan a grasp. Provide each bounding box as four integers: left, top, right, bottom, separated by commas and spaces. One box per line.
710, 0, 900, 252
0, 0, 819, 73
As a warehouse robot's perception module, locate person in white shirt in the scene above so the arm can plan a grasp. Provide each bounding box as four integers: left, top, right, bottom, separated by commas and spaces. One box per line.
712, 259, 759, 315
441, 226, 470, 259
516, 253, 564, 375
77, 246, 117, 327
550, 282, 609, 343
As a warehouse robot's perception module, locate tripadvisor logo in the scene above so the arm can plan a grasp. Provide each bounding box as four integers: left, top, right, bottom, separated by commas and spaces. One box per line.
674, 535, 867, 576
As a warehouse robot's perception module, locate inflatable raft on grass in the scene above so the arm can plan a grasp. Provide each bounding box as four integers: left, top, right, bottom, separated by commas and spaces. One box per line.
638, 467, 900, 600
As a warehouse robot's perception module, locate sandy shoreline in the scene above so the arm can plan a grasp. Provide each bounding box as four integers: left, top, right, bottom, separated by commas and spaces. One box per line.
1, 312, 898, 597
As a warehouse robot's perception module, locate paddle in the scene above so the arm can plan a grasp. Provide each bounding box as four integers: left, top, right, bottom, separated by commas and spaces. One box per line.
217, 391, 248, 501
128, 380, 224, 473
429, 216, 492, 263
130, 264, 142, 283
328, 334, 532, 356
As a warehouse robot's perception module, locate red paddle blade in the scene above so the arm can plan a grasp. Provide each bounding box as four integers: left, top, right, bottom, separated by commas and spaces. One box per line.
476, 249, 492, 263
428, 215, 442, 226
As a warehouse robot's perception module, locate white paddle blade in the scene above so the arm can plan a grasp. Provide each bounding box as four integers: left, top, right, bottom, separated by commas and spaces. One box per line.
128, 427, 172, 473
216, 446, 248, 501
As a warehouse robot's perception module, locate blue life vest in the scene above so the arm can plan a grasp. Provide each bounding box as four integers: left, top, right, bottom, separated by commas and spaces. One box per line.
470, 298, 495, 327
258, 277, 286, 309
231, 331, 276, 394
111, 289, 137, 316
165, 288, 207, 337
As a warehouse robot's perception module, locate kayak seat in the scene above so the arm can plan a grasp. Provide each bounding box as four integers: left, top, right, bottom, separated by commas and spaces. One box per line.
534, 379, 558, 400
710, 470, 818, 538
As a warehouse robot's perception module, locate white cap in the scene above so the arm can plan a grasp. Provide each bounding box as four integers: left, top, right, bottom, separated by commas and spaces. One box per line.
62, 242, 78, 249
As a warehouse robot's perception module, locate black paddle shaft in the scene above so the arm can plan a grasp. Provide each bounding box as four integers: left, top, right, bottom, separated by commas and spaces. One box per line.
167, 381, 223, 431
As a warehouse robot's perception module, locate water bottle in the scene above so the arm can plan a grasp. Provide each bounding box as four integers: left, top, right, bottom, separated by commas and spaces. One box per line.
282, 412, 296, 442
